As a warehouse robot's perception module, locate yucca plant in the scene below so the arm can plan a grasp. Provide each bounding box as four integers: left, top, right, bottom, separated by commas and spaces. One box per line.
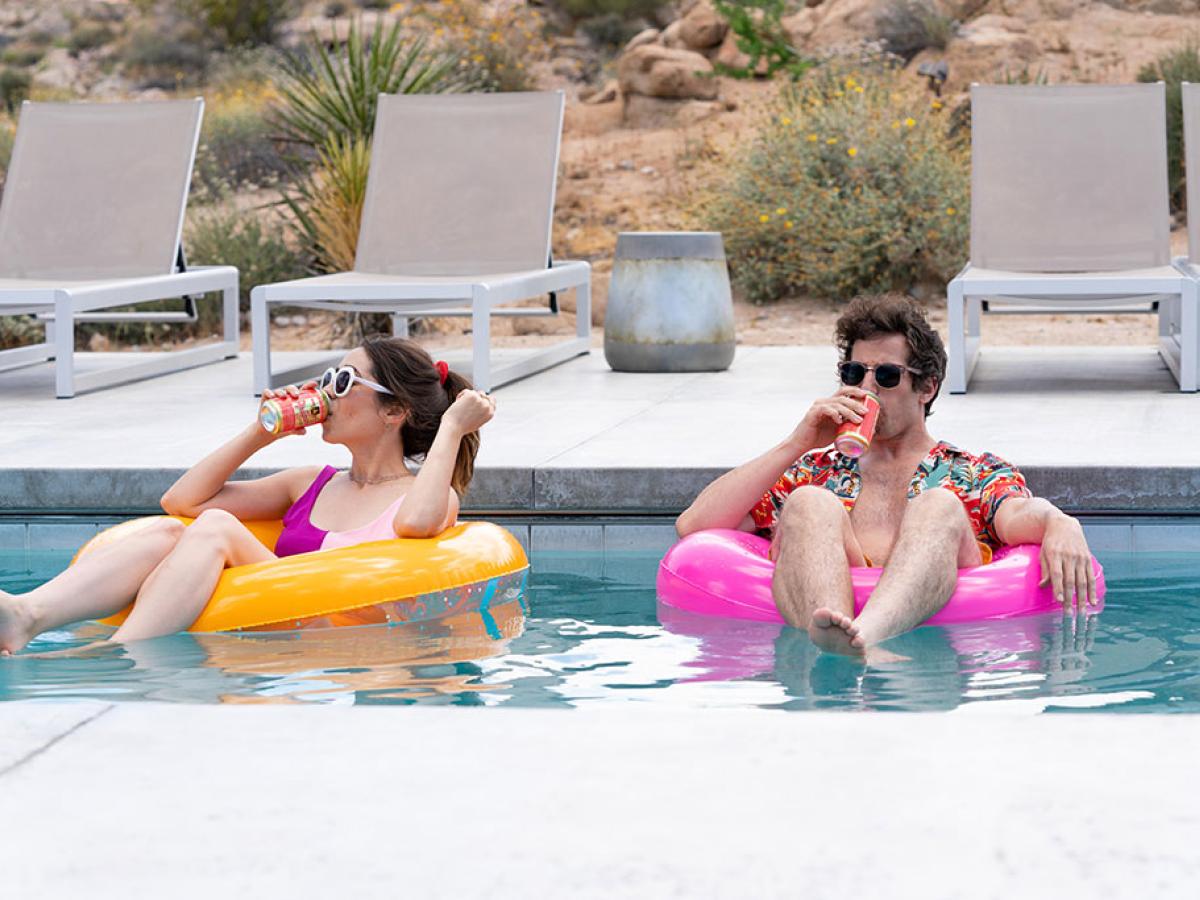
273, 17, 472, 150
284, 134, 372, 273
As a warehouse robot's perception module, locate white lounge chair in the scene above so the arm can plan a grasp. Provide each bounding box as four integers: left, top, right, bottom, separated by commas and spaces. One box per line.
1172, 82, 1200, 359
0, 99, 239, 398
250, 90, 590, 394
947, 83, 1196, 393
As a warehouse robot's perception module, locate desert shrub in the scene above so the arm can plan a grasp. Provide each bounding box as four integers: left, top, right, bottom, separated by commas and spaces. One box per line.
180, 0, 295, 48
578, 13, 642, 51
185, 201, 310, 316
0, 69, 30, 114
0, 315, 42, 351
195, 84, 290, 196
1138, 39, 1200, 214
120, 22, 210, 88
876, 0, 957, 62
703, 63, 969, 302
68, 23, 117, 55
0, 112, 14, 176
412, 0, 550, 93
556, 0, 667, 19
0, 44, 46, 68
712, 0, 813, 81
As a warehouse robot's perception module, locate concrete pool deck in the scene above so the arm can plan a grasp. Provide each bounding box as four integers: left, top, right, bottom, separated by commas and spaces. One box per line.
3, 343, 1199, 517
3, 701, 1198, 898
4, 347, 1200, 896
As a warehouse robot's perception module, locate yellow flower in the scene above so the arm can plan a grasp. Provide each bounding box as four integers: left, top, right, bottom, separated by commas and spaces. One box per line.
489, 32, 501, 43
806, 133, 818, 142
780, 116, 792, 126
472, 53, 485, 63
931, 99, 943, 109
847, 147, 858, 157
904, 117, 916, 127
854, 86, 864, 94
834, 90, 843, 98
775, 207, 787, 215
945, 207, 957, 216
892, 120, 901, 129
784, 221, 793, 229
759, 214, 770, 223
845, 77, 856, 87
826, 137, 838, 145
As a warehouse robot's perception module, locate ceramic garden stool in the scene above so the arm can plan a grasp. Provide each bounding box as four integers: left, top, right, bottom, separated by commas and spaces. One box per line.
603, 231, 735, 372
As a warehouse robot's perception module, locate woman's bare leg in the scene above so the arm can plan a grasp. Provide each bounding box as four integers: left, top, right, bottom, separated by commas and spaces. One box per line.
112, 509, 275, 643
0, 518, 185, 655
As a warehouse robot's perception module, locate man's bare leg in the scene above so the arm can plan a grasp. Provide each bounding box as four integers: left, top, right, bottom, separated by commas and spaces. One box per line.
771, 486, 867, 630
809, 488, 981, 655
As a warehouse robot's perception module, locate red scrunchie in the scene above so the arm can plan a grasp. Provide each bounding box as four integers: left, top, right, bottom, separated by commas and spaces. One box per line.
435, 360, 449, 385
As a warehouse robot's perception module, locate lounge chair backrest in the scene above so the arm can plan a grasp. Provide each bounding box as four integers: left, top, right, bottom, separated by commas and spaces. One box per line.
0, 98, 202, 280
1183, 82, 1200, 263
355, 91, 564, 277
970, 83, 1169, 272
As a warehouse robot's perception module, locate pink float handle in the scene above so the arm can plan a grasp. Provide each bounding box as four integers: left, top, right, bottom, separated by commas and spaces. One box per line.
657, 529, 1105, 625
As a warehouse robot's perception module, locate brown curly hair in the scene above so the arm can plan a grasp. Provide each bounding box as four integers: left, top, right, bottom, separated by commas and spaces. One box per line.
835, 294, 947, 417
361, 336, 480, 496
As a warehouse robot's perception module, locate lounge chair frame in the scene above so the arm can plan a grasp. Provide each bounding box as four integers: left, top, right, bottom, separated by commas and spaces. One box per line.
250, 91, 589, 394
947, 83, 1196, 393
0, 99, 238, 398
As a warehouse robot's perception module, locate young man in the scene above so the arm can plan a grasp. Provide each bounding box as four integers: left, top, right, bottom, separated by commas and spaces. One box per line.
676, 295, 1097, 657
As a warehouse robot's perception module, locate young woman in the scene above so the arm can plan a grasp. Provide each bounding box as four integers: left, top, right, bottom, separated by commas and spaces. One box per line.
0, 336, 495, 654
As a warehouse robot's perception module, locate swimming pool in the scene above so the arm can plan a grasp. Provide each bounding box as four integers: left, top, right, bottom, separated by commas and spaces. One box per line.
3, 522, 1198, 711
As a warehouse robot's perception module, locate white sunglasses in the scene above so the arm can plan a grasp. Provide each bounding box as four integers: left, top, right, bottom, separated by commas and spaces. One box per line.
319, 365, 394, 398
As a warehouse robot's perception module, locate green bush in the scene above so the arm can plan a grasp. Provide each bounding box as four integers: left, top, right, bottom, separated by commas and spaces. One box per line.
712, 0, 812, 81
195, 87, 290, 195
120, 23, 210, 88
876, 0, 957, 62
1137, 40, 1200, 215
557, 0, 667, 19
0, 315, 42, 351
0, 113, 15, 178
181, 0, 295, 48
703, 63, 969, 302
68, 23, 117, 55
0, 44, 46, 68
0, 69, 30, 115
185, 202, 310, 318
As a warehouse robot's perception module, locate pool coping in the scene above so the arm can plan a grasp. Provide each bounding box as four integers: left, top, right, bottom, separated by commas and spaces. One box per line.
2, 464, 1199, 516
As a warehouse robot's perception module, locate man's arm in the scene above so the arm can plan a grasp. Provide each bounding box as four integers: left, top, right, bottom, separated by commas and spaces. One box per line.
994, 497, 1098, 607
675, 388, 872, 537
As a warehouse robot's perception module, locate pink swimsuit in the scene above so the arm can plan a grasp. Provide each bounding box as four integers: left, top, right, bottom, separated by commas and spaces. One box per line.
275, 466, 407, 557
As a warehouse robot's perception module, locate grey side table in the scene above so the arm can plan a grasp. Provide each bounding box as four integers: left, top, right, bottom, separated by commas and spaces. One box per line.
603, 231, 735, 372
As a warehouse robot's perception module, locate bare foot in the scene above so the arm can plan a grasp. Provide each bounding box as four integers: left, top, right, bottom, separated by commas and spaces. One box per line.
807, 607, 865, 656
0, 593, 35, 657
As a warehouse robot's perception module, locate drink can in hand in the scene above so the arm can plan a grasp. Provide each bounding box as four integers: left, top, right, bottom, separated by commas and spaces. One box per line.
834, 391, 880, 458
259, 386, 330, 435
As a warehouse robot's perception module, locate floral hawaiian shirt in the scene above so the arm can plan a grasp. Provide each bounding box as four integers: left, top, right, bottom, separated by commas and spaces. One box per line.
749, 441, 1032, 549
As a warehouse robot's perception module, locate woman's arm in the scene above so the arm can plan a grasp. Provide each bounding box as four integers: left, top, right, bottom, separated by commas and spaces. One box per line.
392, 390, 492, 538
160, 423, 317, 521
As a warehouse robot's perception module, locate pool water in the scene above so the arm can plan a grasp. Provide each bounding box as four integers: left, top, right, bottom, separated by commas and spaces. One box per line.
2, 548, 1198, 711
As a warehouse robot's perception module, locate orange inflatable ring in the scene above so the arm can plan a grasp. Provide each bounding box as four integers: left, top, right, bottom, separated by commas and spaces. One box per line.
74, 517, 528, 633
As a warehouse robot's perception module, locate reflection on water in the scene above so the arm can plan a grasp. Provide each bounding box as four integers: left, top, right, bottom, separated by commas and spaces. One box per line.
2, 550, 1199, 711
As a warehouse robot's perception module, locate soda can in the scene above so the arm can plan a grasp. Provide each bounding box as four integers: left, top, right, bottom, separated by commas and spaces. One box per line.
834, 391, 880, 458
259, 386, 331, 436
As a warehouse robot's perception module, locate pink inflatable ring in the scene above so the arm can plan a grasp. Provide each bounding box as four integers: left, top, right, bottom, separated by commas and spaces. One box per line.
657, 529, 1105, 625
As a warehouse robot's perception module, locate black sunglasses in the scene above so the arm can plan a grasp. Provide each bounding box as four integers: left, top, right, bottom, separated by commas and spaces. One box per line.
837, 361, 922, 390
